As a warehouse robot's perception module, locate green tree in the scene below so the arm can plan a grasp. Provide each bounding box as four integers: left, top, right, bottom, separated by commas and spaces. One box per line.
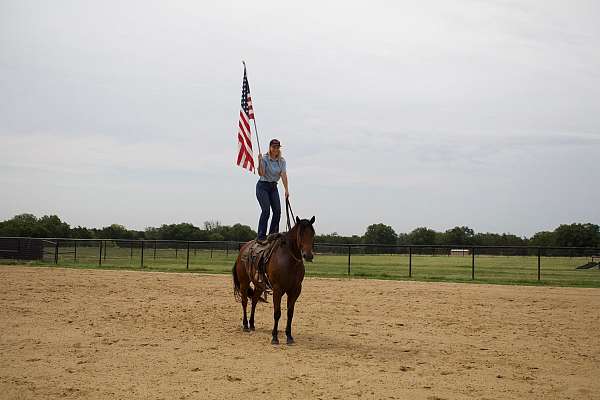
144, 227, 159, 240
154, 223, 205, 241
223, 224, 256, 241
204, 220, 222, 232
0, 214, 70, 237
408, 227, 437, 245
441, 226, 475, 246
38, 215, 71, 237
315, 232, 362, 245
71, 226, 94, 239
474, 232, 525, 246
553, 223, 600, 247
528, 231, 555, 246
363, 223, 398, 245
0, 214, 39, 236
208, 232, 225, 241
99, 224, 131, 239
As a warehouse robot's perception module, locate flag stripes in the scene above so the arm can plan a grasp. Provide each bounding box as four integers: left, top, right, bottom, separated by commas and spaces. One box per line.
236, 66, 255, 172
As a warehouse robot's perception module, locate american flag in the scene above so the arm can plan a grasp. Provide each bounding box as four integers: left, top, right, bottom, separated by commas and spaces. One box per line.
236, 65, 255, 172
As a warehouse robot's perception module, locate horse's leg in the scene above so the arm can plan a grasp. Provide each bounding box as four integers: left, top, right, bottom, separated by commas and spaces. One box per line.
285, 286, 302, 344
271, 289, 283, 344
241, 291, 250, 332
249, 288, 262, 331
239, 265, 250, 332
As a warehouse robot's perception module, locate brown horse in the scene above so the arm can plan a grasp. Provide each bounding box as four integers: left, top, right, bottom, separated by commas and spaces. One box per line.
232, 216, 315, 344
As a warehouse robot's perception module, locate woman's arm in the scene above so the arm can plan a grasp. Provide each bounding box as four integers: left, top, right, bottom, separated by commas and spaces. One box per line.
281, 171, 289, 198
257, 153, 265, 176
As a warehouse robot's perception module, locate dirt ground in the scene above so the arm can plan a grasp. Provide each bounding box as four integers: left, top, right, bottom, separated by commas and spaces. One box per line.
0, 266, 599, 400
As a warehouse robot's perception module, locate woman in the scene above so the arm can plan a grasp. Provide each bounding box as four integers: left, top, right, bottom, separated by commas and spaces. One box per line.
256, 138, 289, 241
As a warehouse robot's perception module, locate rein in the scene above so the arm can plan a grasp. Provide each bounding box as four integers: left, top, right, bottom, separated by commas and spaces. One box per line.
285, 196, 295, 232
285, 197, 302, 262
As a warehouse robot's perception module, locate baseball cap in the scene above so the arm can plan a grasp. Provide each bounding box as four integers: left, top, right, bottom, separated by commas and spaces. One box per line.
269, 139, 282, 147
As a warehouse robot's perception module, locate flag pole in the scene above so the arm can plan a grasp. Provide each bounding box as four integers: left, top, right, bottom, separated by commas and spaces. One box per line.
252, 120, 262, 155
242, 61, 262, 156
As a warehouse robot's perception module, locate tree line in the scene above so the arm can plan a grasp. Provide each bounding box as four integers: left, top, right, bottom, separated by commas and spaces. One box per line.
353, 223, 600, 248
0, 213, 598, 248
0, 214, 256, 242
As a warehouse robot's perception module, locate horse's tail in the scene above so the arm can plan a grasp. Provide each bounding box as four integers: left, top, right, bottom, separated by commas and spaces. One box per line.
232, 258, 266, 303
232, 261, 242, 302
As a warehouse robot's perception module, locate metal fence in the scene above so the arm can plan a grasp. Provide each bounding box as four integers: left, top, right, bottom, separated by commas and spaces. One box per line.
1, 236, 599, 284
313, 243, 600, 281
0, 237, 243, 269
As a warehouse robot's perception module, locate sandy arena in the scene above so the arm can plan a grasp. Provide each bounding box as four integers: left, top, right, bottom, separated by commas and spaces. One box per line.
0, 266, 599, 399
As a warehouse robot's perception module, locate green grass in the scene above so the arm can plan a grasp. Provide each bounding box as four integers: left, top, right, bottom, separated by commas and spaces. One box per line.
7, 245, 599, 288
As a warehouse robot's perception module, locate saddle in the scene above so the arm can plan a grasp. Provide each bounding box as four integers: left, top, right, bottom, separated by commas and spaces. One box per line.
241, 233, 286, 294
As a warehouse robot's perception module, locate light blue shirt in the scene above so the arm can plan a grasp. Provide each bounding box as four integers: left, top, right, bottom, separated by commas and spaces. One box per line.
259, 154, 286, 183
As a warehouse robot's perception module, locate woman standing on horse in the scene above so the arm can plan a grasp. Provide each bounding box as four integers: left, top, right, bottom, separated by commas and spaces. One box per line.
256, 138, 289, 241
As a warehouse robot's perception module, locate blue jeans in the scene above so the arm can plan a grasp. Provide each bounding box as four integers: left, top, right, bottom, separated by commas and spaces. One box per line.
256, 180, 281, 240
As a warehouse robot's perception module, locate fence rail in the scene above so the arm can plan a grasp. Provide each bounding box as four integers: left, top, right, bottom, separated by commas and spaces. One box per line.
1, 236, 599, 285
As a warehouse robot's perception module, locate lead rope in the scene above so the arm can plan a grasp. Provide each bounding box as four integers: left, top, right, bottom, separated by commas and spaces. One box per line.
285, 197, 303, 263
285, 196, 296, 231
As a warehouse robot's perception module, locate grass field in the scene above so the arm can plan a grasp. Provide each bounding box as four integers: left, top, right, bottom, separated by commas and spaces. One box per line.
9, 244, 598, 288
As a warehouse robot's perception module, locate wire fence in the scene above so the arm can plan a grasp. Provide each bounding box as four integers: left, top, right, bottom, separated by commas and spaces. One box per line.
1, 237, 599, 286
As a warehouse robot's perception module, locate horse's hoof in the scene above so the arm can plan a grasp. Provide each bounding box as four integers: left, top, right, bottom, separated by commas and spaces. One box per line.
271, 337, 279, 345
243, 326, 250, 332
250, 326, 255, 331
286, 337, 294, 345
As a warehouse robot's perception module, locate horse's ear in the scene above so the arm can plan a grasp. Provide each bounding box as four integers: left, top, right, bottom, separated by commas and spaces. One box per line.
310, 216, 315, 224
296, 216, 300, 224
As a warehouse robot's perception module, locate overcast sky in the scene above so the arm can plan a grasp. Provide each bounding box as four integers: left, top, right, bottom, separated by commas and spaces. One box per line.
1, 0, 599, 237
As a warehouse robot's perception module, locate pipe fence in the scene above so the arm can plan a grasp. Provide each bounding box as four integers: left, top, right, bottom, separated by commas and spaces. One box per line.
1, 237, 599, 285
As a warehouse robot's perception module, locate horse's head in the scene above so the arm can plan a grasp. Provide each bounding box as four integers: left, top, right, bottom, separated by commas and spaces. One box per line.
294, 216, 316, 262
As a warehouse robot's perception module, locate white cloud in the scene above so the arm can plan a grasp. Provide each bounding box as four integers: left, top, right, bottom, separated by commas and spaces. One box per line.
1, 0, 599, 236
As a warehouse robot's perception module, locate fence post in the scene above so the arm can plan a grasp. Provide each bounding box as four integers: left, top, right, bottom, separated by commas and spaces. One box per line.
54, 240, 59, 264
175, 243, 178, 259
347, 245, 351, 276
98, 241, 103, 266
154, 240, 157, 260
74, 240, 77, 262
140, 240, 144, 268
409, 246, 412, 277
130, 241, 133, 261
537, 247, 541, 281
186, 241, 190, 270
471, 247, 475, 280
226, 242, 229, 257
103, 240, 107, 261
210, 244, 213, 259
